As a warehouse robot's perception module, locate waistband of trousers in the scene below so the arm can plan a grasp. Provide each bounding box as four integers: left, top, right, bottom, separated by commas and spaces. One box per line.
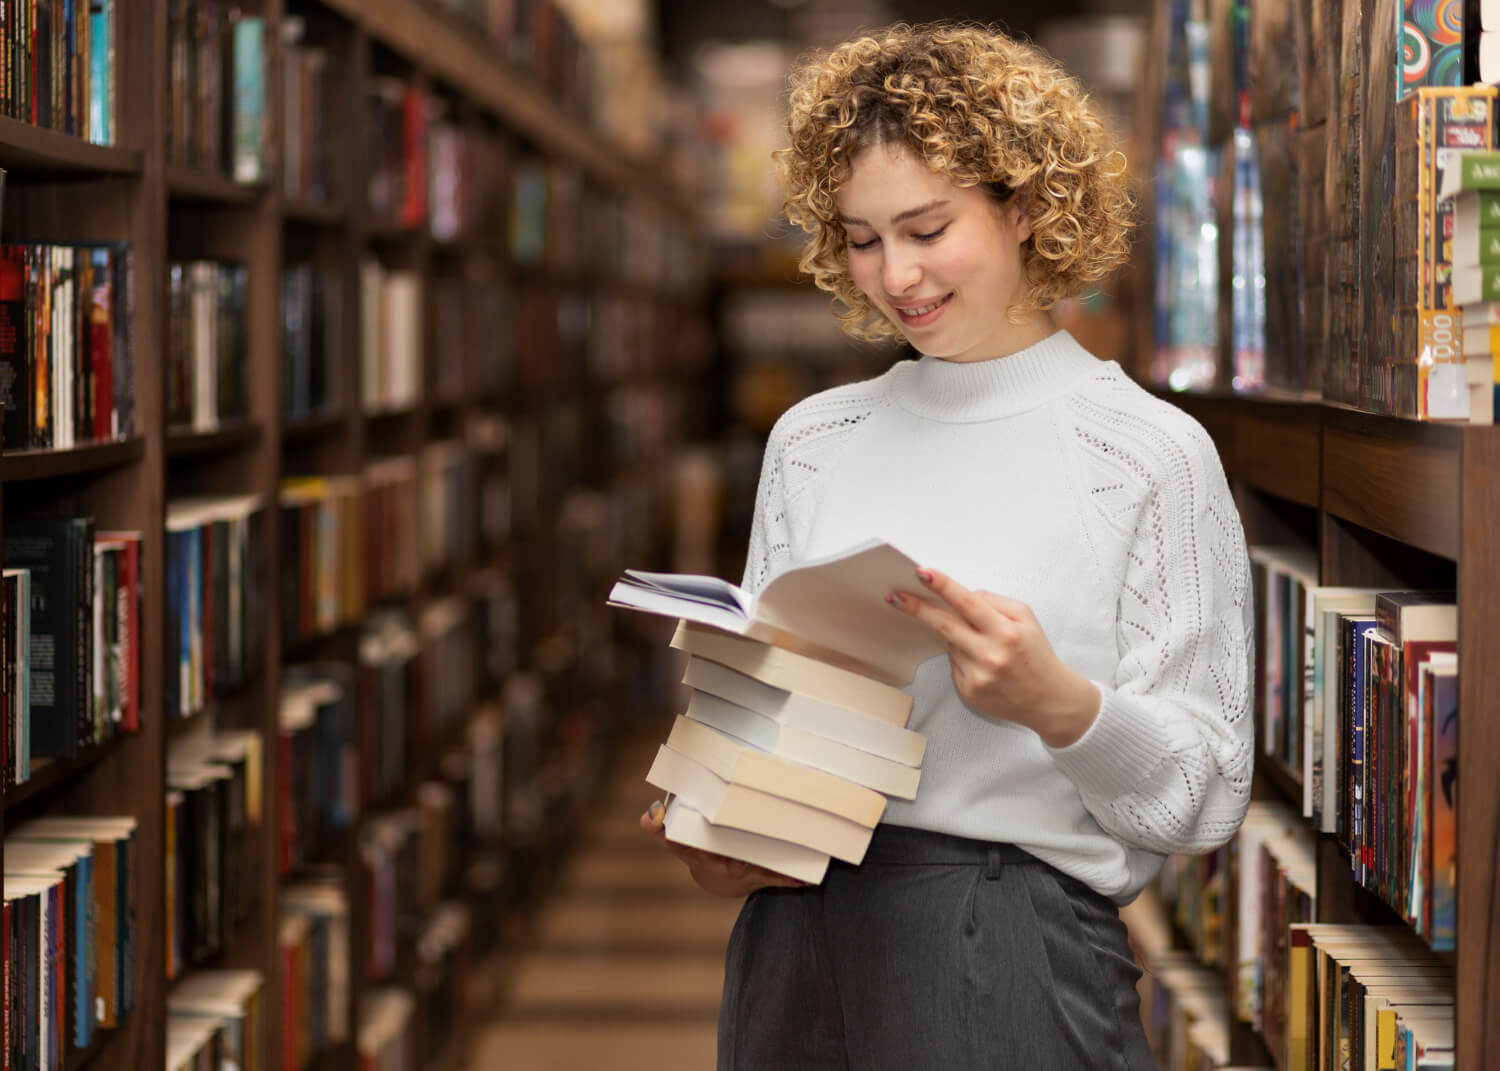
857, 823, 1036, 867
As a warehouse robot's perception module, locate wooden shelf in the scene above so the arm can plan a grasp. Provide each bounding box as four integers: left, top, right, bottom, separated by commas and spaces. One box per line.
1163, 390, 1468, 559
0, 436, 144, 482
283, 409, 350, 441
165, 163, 264, 204
283, 196, 348, 225
364, 402, 424, 424
1322, 412, 1462, 561
365, 223, 423, 244
4, 735, 130, 813
0, 116, 143, 176
166, 419, 264, 459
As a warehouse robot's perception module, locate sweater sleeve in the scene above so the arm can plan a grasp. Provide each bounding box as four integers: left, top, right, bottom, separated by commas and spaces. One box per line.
740, 421, 795, 595
1047, 415, 1255, 857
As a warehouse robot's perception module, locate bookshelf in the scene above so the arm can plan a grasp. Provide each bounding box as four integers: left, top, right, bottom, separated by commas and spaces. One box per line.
1130, 3, 1500, 1068
1, 1, 705, 1069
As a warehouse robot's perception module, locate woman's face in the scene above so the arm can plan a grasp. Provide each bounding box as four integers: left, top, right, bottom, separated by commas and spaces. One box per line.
836, 143, 1047, 362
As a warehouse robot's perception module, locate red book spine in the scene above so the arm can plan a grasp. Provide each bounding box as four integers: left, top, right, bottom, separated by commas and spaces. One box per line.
400, 86, 426, 228
90, 263, 112, 439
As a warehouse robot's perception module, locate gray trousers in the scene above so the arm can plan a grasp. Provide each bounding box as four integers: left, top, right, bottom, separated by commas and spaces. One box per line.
717, 825, 1158, 1070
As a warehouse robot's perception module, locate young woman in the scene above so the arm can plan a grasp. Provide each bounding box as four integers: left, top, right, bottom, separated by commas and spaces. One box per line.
642, 22, 1253, 1069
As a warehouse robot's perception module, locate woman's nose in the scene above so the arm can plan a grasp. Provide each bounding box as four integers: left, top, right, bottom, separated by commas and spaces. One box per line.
882, 249, 921, 295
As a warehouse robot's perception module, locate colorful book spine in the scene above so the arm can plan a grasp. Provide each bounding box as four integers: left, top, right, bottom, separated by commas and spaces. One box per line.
231, 16, 265, 183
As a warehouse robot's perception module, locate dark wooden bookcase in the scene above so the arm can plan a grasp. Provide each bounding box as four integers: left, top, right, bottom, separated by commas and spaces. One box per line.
0, 1, 704, 1069
1127, 387, 1500, 1070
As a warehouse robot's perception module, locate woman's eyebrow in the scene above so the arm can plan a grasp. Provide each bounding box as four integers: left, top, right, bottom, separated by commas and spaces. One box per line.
838, 199, 950, 227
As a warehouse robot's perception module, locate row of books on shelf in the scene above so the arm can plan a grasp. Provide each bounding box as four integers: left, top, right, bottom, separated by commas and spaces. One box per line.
2, 815, 140, 1070
2, 520, 141, 779
1, 0, 117, 143
280, 463, 486, 647
2, 244, 695, 450
165, 495, 268, 720
1137, 911, 1458, 1071
277, 611, 507, 870
167, 969, 264, 1071
166, 259, 248, 433
167, 0, 268, 181
359, 260, 422, 413
506, 159, 700, 289
1152, 784, 1463, 1069
282, 262, 340, 423
0, 485, 500, 779
1153, 0, 1500, 421
281, 15, 334, 205
0, 243, 134, 451
1250, 546, 1457, 945
166, 732, 262, 981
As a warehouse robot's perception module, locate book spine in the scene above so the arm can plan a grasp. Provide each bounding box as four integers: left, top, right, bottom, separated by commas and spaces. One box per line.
89, 252, 111, 440
2, 899, 9, 1071
1459, 150, 1500, 188
74, 518, 91, 751
0, 249, 32, 450
230, 14, 262, 183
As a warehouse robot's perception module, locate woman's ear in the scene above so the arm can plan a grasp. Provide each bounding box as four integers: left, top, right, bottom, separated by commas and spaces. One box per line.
1010, 193, 1033, 243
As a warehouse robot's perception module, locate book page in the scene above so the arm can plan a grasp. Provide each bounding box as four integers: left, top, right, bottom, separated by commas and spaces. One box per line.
621, 570, 752, 613
750, 541, 946, 685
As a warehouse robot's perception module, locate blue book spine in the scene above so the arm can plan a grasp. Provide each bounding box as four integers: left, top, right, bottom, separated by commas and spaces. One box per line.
232, 18, 265, 183
75, 855, 90, 1048
88, 1, 112, 145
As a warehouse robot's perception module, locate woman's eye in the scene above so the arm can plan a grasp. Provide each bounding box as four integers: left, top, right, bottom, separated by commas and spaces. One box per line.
913, 224, 950, 242
848, 236, 879, 251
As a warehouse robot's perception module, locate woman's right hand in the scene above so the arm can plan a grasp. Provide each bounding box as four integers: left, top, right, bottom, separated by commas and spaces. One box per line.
639, 800, 808, 898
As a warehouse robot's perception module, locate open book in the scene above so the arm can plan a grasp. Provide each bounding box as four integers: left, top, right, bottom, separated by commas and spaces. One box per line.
608, 539, 945, 686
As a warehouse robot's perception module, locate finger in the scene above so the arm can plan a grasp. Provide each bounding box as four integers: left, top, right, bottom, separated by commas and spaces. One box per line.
977, 589, 1033, 623
915, 567, 1009, 630
887, 588, 973, 645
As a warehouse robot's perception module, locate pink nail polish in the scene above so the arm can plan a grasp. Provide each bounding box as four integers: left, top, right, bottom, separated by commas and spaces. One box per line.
886, 592, 903, 607
916, 568, 933, 584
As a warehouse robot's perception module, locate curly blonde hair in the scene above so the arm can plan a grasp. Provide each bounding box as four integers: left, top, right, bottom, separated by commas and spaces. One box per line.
776, 22, 1134, 341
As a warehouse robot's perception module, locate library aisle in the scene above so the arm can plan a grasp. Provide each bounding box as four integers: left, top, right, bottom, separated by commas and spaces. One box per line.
467, 720, 737, 1071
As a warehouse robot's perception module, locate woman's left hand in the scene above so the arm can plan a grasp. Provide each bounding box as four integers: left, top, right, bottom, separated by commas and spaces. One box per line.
888, 566, 1101, 748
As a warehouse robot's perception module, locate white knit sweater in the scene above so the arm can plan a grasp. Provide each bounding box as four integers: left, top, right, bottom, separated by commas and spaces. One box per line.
741, 330, 1255, 903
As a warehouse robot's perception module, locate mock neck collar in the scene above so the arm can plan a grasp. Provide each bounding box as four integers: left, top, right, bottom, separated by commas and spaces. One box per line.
887, 330, 1107, 422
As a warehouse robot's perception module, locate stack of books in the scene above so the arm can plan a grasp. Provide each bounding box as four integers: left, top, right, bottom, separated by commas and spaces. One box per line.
609, 540, 943, 884
1439, 149, 1500, 423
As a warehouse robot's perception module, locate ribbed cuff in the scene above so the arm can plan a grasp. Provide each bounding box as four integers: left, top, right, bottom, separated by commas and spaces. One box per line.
1045, 684, 1171, 800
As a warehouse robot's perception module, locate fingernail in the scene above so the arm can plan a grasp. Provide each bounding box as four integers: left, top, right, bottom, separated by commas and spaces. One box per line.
886, 592, 903, 608
647, 800, 663, 820
915, 568, 933, 584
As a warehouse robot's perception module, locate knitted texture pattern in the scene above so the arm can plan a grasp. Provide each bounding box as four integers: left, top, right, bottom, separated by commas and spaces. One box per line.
739, 331, 1254, 902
